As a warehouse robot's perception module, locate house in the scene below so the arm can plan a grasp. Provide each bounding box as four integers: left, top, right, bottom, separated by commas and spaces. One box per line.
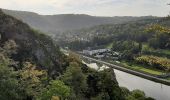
83, 50, 93, 55
83, 49, 110, 56
95, 54, 105, 59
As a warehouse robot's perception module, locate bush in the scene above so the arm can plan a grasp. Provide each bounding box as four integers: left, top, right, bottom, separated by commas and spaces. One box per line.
135, 55, 170, 71
39, 80, 71, 100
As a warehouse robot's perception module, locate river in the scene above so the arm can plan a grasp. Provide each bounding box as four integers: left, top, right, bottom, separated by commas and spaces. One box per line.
84, 62, 170, 100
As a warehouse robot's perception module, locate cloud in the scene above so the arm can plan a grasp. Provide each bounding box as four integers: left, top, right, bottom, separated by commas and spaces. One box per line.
0, 0, 170, 16
52, 0, 115, 8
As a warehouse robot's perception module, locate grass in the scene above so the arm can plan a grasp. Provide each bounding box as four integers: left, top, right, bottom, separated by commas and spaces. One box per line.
121, 62, 164, 75
106, 59, 164, 75
166, 77, 170, 80
160, 49, 170, 55
106, 42, 113, 49
104, 42, 169, 76
142, 43, 170, 56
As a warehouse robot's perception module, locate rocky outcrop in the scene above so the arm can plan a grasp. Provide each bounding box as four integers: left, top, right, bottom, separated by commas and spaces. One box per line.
0, 9, 63, 76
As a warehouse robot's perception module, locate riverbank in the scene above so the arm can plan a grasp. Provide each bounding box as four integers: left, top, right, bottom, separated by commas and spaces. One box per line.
80, 54, 170, 86
120, 61, 163, 75
106, 60, 169, 77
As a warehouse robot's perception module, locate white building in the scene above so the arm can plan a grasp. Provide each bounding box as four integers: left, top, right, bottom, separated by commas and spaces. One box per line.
83, 49, 110, 56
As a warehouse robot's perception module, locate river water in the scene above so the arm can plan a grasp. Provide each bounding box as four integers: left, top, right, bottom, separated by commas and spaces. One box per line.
84, 62, 170, 100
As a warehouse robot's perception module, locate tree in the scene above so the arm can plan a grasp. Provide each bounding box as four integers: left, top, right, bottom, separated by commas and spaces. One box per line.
148, 38, 159, 49
146, 25, 170, 49
131, 90, 145, 99
120, 87, 130, 97
19, 62, 47, 99
61, 61, 87, 98
0, 43, 24, 100
87, 69, 125, 100
40, 80, 71, 100
99, 69, 125, 100
126, 89, 155, 100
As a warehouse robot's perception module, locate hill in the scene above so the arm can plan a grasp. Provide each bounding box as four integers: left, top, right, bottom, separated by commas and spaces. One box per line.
62, 16, 170, 49
2, 9, 155, 36
0, 9, 125, 100
0, 9, 155, 100
63, 15, 170, 75
0, 9, 64, 75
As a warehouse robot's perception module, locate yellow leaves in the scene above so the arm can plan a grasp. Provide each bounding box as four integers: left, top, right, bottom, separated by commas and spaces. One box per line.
0, 51, 15, 67
68, 52, 82, 64
51, 96, 60, 100
3, 40, 18, 50
19, 62, 47, 97
0, 53, 6, 62
145, 24, 170, 34
20, 62, 47, 86
21, 62, 45, 78
136, 55, 170, 71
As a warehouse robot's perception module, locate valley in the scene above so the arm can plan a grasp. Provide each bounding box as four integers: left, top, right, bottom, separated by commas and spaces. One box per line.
0, 6, 170, 100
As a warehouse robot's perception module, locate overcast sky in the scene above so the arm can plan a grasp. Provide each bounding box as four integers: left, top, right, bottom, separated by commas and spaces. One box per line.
0, 0, 170, 16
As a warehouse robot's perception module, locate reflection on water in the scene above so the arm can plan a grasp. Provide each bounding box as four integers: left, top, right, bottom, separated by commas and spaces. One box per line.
115, 69, 170, 100
83, 60, 170, 100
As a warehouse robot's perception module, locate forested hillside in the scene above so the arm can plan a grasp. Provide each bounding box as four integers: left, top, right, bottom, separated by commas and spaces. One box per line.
0, 9, 154, 100
64, 15, 170, 74
3, 9, 155, 36
62, 17, 168, 50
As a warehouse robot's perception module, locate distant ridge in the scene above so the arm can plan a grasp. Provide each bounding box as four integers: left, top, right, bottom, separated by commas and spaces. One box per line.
2, 9, 156, 36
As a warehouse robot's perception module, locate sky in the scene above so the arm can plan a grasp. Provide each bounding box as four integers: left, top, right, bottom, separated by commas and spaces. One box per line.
0, 0, 170, 16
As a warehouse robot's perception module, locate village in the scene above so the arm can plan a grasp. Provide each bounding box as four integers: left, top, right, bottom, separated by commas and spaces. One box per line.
82, 48, 120, 60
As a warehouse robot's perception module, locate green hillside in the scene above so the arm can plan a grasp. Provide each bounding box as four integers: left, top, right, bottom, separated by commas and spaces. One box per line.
63, 15, 170, 74
0, 9, 154, 100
